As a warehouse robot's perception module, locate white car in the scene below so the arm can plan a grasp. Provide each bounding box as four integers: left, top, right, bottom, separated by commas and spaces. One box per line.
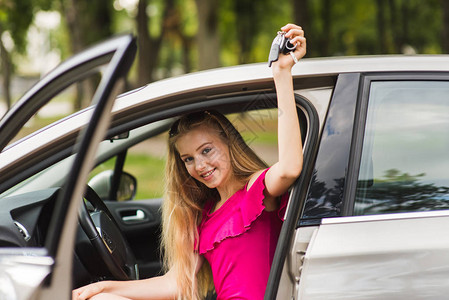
1, 34, 449, 299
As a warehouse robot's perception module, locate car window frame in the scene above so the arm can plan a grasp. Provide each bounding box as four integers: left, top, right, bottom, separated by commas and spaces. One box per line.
265, 92, 320, 300
300, 73, 362, 225
343, 71, 449, 217
0, 35, 134, 194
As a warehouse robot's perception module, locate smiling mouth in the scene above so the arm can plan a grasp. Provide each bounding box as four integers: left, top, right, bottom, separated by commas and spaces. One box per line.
201, 169, 215, 179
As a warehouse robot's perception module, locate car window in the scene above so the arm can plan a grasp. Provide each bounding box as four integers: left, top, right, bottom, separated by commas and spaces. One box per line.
354, 81, 449, 215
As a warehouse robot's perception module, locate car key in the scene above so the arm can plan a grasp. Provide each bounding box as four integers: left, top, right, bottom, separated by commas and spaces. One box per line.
268, 32, 284, 67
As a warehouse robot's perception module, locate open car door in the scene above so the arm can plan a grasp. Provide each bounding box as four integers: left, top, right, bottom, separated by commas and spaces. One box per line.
0, 35, 136, 300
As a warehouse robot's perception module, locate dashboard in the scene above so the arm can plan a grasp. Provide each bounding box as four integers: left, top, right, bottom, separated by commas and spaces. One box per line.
0, 188, 59, 248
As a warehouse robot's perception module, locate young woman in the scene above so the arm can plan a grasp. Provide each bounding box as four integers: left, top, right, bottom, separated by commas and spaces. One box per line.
73, 23, 305, 300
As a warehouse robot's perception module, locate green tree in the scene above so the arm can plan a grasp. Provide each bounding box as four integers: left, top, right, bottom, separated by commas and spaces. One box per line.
0, 0, 34, 109
443, 0, 449, 53
58, 0, 114, 110
292, 0, 444, 57
195, 0, 220, 70
4, 0, 449, 103
135, 0, 194, 85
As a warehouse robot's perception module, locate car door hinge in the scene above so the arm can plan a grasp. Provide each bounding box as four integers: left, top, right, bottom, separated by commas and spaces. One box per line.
288, 227, 318, 300
293, 250, 306, 299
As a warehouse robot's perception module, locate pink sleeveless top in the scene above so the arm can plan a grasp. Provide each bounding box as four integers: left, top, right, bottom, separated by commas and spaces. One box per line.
197, 169, 289, 300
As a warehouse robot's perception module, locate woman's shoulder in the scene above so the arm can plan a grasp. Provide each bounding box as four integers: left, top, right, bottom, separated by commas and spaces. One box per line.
246, 168, 269, 191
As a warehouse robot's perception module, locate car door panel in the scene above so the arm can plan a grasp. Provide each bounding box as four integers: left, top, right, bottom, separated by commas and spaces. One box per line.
289, 73, 449, 300
105, 199, 163, 278
298, 213, 449, 299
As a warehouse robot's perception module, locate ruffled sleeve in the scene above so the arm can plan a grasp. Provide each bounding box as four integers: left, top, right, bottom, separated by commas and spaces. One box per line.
197, 168, 289, 255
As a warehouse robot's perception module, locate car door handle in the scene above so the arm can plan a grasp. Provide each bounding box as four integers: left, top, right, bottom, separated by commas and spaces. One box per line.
121, 209, 146, 223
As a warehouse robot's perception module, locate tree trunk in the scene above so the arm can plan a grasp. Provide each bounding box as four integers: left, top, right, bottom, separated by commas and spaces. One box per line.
61, 0, 112, 110
321, 0, 331, 56
0, 30, 12, 110
293, 0, 310, 45
62, 0, 88, 110
172, 18, 194, 74
234, 0, 258, 64
136, 0, 153, 86
293, 0, 316, 56
388, 0, 402, 53
63, 0, 84, 53
401, 0, 409, 49
376, 0, 387, 53
136, 0, 176, 85
182, 37, 194, 73
293, 0, 309, 29
441, 0, 449, 53
195, 0, 220, 70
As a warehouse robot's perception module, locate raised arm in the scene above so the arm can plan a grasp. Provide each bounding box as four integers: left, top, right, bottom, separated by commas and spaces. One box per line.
264, 24, 306, 204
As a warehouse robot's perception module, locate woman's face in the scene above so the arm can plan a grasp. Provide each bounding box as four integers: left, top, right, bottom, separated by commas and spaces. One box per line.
176, 125, 233, 189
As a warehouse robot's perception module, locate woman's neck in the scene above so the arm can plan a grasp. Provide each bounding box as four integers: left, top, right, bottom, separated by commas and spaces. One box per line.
216, 176, 244, 203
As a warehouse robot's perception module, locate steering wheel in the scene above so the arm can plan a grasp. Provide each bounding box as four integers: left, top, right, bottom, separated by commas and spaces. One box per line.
78, 185, 139, 280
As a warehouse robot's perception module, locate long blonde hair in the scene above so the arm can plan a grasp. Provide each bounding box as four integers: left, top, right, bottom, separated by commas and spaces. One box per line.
161, 110, 267, 299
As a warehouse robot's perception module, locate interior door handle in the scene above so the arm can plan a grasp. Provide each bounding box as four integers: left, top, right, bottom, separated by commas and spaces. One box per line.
121, 209, 146, 223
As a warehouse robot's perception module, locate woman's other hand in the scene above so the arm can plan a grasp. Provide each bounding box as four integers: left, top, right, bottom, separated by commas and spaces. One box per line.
72, 282, 106, 300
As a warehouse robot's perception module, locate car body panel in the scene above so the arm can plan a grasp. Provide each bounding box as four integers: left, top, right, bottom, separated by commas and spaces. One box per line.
298, 212, 449, 299
0, 250, 53, 300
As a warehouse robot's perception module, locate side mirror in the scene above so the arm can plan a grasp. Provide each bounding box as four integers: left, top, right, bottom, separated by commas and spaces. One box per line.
88, 170, 137, 201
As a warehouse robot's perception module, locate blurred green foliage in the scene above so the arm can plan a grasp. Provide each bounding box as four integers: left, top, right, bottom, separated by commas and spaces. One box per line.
4, 0, 448, 66
0, 0, 448, 108
90, 152, 166, 199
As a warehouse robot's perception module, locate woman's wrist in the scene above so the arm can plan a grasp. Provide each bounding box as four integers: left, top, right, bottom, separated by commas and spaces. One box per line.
95, 280, 110, 294
272, 67, 292, 82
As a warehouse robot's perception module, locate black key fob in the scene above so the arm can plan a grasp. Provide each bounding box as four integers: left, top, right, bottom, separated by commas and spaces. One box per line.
268, 31, 297, 67
268, 32, 284, 67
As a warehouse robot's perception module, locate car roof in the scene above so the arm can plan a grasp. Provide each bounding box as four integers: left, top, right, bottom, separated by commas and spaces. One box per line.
112, 55, 449, 112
